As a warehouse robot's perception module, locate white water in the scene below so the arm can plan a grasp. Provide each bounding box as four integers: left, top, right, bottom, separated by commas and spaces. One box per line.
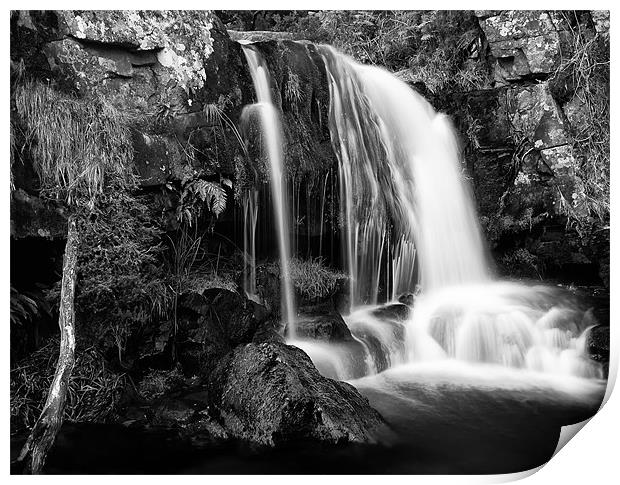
242, 46, 297, 336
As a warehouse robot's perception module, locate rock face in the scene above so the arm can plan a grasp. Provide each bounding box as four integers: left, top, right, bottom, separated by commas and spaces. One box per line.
371, 303, 411, 322
207, 342, 391, 446
10, 10, 254, 238
438, 10, 609, 286
476, 11, 570, 83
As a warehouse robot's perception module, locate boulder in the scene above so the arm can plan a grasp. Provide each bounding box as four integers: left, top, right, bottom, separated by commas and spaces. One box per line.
207, 342, 391, 446
397, 293, 415, 307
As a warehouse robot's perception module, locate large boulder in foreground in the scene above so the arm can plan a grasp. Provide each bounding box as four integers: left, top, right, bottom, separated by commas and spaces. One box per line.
208, 342, 391, 447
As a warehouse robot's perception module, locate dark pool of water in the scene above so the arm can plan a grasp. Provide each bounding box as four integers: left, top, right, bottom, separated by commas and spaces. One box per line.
11, 363, 606, 475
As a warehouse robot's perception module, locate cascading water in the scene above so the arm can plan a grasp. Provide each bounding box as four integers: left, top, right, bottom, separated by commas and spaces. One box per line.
238, 41, 602, 383
294, 46, 603, 382
242, 45, 297, 336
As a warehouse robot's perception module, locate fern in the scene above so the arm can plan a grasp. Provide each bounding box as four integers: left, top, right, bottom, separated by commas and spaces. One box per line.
176, 178, 228, 225
190, 180, 227, 217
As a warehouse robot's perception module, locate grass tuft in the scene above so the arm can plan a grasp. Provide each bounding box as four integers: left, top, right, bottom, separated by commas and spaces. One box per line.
275, 257, 346, 301
12, 80, 135, 205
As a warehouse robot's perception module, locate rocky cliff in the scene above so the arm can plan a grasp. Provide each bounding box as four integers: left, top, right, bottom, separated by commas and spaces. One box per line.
437, 10, 609, 285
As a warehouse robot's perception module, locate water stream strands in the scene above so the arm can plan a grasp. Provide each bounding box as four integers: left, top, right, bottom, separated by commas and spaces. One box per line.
242, 45, 296, 336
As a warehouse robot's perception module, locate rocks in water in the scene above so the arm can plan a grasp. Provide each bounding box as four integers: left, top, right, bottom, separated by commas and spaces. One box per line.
333, 278, 352, 315
207, 342, 391, 447
397, 293, 415, 307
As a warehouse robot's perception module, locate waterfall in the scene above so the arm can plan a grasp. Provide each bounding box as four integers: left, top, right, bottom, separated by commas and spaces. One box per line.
295, 46, 602, 381
242, 45, 297, 336
238, 42, 602, 382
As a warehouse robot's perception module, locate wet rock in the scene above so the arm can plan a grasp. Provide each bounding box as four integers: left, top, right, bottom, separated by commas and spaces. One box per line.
371, 303, 411, 322
117, 386, 230, 443
333, 278, 352, 315
294, 310, 354, 342
397, 293, 415, 307
207, 342, 391, 447
252, 318, 286, 344
255, 264, 281, 314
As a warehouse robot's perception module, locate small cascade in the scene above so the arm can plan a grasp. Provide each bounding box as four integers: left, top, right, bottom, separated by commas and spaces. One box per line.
406, 283, 603, 378
241, 189, 258, 298
242, 45, 297, 335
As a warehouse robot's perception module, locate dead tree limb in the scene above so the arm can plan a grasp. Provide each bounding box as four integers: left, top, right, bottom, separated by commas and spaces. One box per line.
14, 216, 79, 474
